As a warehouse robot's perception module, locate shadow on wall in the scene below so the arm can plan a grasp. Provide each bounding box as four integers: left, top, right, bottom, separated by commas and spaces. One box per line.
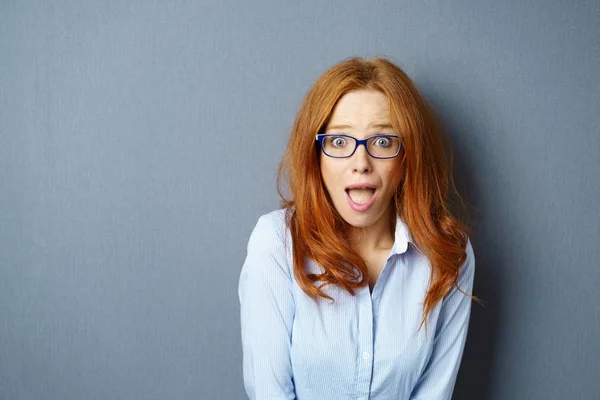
418, 83, 505, 400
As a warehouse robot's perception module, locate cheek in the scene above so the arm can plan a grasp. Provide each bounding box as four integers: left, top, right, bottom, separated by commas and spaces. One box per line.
380, 161, 403, 190
319, 157, 341, 190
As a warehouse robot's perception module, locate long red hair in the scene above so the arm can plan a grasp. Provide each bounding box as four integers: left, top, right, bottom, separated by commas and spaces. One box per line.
277, 57, 471, 327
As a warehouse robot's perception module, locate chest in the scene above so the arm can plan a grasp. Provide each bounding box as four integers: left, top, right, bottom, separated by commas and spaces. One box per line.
289, 254, 440, 399
362, 249, 391, 291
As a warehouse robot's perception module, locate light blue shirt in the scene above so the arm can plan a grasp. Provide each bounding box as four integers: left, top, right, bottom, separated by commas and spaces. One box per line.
239, 209, 475, 400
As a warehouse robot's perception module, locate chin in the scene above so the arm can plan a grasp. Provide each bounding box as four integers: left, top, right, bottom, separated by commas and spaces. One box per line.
339, 209, 381, 229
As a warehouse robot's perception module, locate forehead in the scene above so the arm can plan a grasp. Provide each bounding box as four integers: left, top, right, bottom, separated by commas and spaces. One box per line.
327, 89, 390, 125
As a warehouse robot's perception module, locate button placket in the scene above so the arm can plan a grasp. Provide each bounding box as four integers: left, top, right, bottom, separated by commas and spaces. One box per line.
355, 286, 374, 399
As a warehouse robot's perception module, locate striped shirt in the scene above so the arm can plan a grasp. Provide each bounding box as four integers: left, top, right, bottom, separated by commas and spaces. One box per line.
239, 209, 475, 400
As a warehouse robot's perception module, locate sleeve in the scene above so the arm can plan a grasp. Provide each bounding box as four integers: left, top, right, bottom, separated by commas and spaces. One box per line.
238, 215, 296, 400
409, 239, 476, 400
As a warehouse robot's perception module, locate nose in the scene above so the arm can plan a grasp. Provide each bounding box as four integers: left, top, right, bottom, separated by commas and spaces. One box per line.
351, 143, 373, 173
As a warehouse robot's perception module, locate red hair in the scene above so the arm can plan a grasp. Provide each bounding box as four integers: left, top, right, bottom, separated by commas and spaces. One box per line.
277, 57, 472, 328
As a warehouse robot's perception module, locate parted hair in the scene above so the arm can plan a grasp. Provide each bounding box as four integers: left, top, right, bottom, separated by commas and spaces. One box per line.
277, 57, 471, 328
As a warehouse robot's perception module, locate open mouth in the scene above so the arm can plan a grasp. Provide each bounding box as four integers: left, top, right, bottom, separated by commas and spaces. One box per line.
346, 188, 375, 204
345, 186, 377, 212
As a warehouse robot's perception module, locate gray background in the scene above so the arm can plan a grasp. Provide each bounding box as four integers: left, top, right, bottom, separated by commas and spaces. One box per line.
1, 0, 599, 399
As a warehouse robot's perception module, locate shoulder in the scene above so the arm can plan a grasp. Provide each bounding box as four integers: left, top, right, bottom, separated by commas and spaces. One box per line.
239, 209, 295, 310
458, 237, 475, 289
244, 209, 293, 279
464, 238, 475, 271
247, 208, 290, 251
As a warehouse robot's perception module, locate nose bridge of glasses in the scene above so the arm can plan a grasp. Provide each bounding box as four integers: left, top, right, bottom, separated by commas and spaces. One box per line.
352, 138, 372, 160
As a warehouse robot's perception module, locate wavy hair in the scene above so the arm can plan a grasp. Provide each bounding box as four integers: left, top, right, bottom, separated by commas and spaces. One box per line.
277, 57, 472, 328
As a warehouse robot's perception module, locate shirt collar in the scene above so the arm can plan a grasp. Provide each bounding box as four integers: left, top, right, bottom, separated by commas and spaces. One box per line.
390, 216, 414, 255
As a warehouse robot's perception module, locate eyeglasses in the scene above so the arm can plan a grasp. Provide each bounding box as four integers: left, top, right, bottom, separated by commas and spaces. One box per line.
315, 134, 402, 159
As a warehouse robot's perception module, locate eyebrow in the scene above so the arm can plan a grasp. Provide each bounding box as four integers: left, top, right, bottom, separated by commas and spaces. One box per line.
327, 122, 394, 130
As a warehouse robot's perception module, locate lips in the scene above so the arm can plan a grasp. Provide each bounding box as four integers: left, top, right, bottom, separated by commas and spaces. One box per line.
345, 184, 377, 212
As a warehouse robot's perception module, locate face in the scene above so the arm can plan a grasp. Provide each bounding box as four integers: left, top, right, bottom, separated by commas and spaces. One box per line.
320, 89, 402, 230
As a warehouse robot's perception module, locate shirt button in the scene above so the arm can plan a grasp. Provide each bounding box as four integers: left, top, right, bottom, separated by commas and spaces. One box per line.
362, 351, 371, 360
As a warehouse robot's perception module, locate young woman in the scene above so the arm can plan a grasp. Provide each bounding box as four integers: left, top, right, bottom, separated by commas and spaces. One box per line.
238, 57, 476, 400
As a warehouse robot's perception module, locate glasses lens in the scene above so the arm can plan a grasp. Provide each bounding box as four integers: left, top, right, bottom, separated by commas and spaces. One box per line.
367, 136, 401, 158
322, 135, 356, 157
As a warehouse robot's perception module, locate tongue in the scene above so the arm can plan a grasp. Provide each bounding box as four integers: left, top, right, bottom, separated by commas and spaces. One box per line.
348, 188, 375, 204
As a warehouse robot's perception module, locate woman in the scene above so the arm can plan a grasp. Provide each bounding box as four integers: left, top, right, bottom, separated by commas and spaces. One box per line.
238, 57, 476, 400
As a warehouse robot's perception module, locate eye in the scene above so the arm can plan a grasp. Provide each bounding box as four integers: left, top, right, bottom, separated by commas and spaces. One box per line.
331, 137, 347, 148
374, 137, 392, 147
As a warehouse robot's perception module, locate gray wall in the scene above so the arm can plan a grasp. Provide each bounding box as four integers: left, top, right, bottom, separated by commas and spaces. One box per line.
1, 1, 599, 399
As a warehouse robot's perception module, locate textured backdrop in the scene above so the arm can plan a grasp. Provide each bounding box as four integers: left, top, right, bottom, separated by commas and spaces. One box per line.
1, 0, 599, 399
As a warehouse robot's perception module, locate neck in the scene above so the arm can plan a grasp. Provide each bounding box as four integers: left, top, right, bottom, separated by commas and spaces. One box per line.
347, 205, 396, 253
